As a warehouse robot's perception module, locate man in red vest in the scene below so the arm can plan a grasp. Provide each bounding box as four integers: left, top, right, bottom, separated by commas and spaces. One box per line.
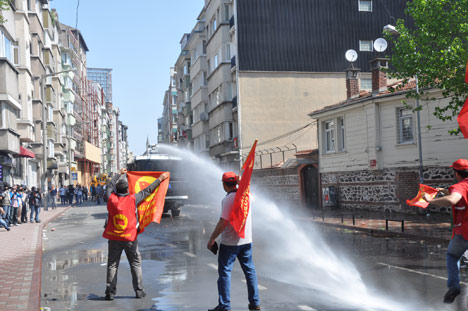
424, 159, 468, 304
103, 168, 169, 301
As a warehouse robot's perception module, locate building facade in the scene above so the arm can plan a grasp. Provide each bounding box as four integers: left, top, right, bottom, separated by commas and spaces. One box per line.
161, 0, 408, 169
309, 62, 468, 213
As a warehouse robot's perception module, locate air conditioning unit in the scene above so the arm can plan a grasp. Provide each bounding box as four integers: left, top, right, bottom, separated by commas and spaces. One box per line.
200, 112, 209, 121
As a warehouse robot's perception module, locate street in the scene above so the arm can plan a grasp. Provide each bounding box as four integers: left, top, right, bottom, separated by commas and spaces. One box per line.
40, 203, 468, 311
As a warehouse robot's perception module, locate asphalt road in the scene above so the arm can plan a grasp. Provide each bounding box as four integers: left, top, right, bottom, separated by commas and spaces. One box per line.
41, 203, 468, 311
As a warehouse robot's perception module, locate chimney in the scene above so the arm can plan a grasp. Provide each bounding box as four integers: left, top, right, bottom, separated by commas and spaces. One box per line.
345, 68, 360, 100
370, 58, 389, 95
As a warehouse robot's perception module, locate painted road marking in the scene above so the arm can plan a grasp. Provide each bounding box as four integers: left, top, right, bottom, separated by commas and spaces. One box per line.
166, 243, 177, 248
298, 305, 317, 311
241, 280, 267, 290
184, 252, 197, 258
208, 263, 218, 270
377, 262, 468, 286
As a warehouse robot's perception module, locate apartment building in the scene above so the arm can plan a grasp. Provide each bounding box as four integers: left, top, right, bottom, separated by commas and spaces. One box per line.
118, 120, 128, 169
174, 33, 193, 149
162, 0, 408, 168
160, 68, 178, 144
187, 16, 210, 156
0, 2, 127, 188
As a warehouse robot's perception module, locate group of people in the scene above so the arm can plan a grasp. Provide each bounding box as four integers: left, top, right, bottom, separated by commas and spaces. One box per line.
55, 184, 106, 206
0, 183, 43, 231
102, 169, 260, 311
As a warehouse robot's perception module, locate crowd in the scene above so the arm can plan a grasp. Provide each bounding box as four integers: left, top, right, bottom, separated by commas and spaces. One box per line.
0, 183, 43, 231
0, 182, 108, 232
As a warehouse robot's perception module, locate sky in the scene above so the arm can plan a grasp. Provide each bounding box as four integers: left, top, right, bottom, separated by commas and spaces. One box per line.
50, 0, 204, 156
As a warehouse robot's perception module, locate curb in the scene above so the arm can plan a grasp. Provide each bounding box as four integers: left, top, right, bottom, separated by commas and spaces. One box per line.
35, 206, 73, 309
312, 221, 451, 244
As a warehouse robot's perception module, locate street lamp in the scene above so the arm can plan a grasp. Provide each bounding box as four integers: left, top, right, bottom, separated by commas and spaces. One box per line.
38, 68, 76, 208
384, 25, 424, 183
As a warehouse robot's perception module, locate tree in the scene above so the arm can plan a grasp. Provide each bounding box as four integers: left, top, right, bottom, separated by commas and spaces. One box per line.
387, 0, 468, 132
0, 0, 9, 24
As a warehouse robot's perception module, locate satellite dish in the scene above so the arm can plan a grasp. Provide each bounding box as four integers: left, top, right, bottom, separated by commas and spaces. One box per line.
374, 38, 388, 52
200, 112, 209, 121
345, 49, 358, 62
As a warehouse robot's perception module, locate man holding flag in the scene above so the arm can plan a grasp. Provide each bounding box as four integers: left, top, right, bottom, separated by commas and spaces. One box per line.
207, 140, 260, 311
423, 159, 468, 304
103, 168, 169, 301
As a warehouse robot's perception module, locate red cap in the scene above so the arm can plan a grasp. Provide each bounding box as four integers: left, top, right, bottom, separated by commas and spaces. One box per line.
450, 159, 468, 171
222, 171, 238, 183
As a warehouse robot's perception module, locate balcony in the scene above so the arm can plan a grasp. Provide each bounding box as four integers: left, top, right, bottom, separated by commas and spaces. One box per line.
0, 129, 20, 154
17, 121, 35, 143
0, 59, 19, 103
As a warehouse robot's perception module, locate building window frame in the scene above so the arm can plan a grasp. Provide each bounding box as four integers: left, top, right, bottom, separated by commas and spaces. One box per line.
396, 107, 414, 144
361, 78, 372, 91
323, 120, 335, 153
337, 117, 346, 151
359, 40, 373, 52
358, 0, 372, 12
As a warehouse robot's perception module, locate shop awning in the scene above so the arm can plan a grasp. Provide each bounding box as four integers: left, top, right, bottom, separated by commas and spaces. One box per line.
16, 146, 36, 158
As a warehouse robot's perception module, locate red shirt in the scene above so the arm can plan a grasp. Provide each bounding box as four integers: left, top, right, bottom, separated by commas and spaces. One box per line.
103, 193, 138, 242
449, 178, 468, 239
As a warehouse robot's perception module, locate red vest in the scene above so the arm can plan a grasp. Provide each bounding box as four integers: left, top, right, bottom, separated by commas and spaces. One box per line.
450, 179, 468, 240
103, 193, 138, 242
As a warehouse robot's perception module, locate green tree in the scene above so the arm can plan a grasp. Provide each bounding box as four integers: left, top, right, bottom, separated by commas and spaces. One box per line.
0, 0, 9, 24
387, 0, 468, 132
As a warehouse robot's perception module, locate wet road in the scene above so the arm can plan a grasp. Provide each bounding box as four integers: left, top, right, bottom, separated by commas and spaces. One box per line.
41, 204, 468, 311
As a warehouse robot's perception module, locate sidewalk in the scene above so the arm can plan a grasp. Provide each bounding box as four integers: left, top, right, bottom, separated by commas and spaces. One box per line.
0, 205, 72, 310
305, 209, 453, 243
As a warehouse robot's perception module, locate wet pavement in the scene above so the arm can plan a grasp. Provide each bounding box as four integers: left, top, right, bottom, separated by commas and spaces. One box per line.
39, 204, 468, 311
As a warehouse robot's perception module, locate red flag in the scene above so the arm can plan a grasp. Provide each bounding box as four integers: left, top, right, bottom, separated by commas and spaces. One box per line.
458, 59, 468, 138
127, 171, 170, 232
406, 184, 438, 208
230, 140, 258, 238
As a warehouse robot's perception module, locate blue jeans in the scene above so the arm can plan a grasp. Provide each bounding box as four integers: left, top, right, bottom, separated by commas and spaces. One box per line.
30, 205, 40, 222
447, 234, 468, 289
0, 217, 9, 230
217, 243, 260, 309
2, 205, 10, 224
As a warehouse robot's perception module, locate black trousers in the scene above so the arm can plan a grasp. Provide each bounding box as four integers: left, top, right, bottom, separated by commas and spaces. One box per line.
105, 239, 144, 296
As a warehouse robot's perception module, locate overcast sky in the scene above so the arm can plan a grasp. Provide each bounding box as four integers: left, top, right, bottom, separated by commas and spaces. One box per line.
50, 0, 204, 156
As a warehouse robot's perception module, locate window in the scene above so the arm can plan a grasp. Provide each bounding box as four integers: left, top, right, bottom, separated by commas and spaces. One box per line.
212, 18, 217, 34
13, 45, 19, 66
224, 4, 230, 21
324, 120, 335, 152
202, 72, 207, 86
0, 31, 13, 62
202, 41, 207, 54
361, 78, 372, 90
397, 108, 414, 144
359, 40, 373, 52
338, 117, 345, 151
214, 54, 219, 68
358, 0, 372, 12
225, 43, 232, 61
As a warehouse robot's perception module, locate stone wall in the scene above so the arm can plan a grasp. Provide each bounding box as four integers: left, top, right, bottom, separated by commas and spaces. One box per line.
321, 166, 453, 214
252, 167, 301, 206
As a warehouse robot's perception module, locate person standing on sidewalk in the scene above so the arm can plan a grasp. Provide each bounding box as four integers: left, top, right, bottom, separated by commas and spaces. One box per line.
2, 186, 11, 226
28, 187, 42, 223
49, 185, 57, 210
20, 187, 29, 224
103, 168, 169, 301
10, 186, 20, 226
424, 159, 468, 304
207, 172, 261, 311
0, 195, 10, 231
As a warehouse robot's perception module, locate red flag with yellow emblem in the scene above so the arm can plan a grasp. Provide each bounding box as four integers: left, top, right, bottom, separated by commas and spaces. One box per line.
127, 171, 170, 232
406, 184, 438, 208
230, 140, 257, 238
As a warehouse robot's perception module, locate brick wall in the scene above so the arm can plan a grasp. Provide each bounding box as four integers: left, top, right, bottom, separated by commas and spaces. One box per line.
321, 166, 454, 214
252, 167, 301, 206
